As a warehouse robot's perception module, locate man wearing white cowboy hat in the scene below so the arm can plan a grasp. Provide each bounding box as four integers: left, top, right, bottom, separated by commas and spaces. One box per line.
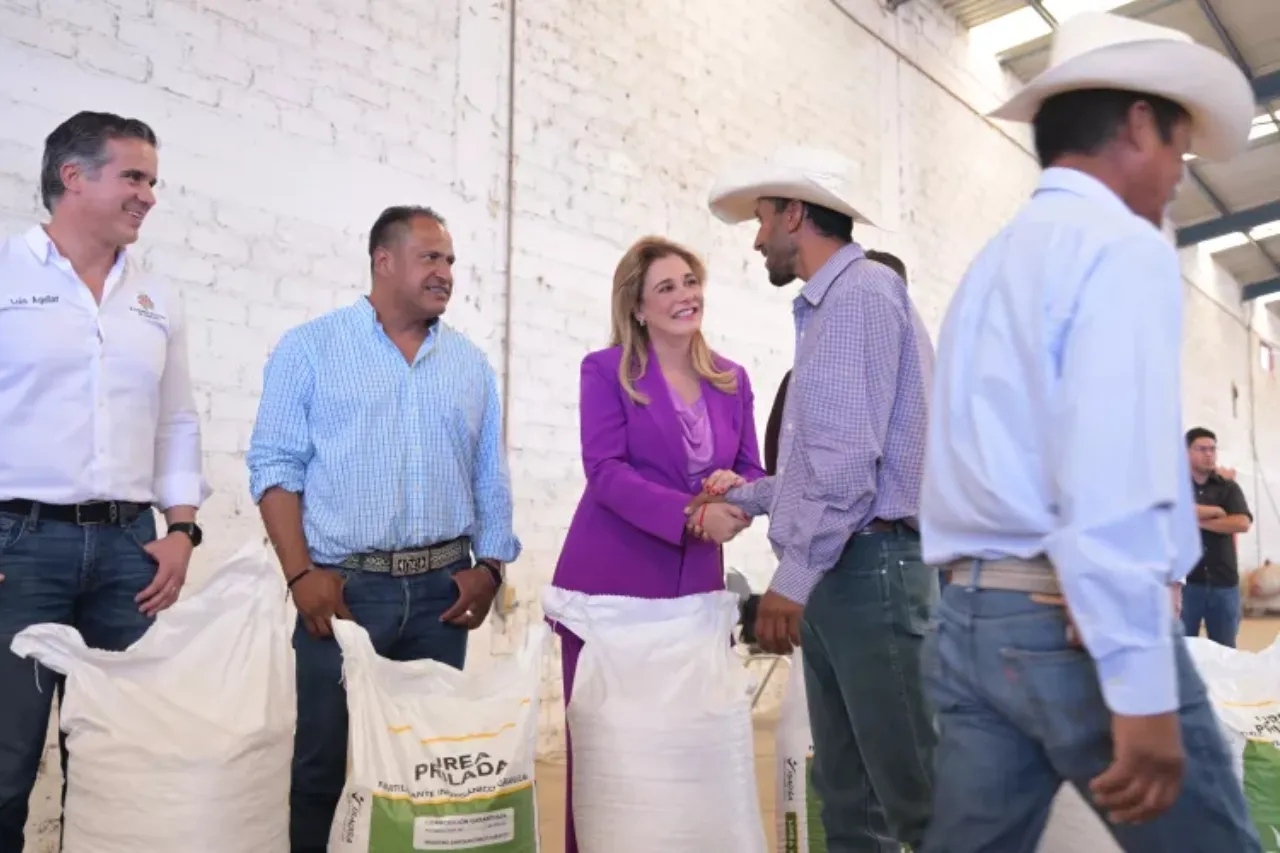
919, 11, 1260, 852
703, 146, 938, 850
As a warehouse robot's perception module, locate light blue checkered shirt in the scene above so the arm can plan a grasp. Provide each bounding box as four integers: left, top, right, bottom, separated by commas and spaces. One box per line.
246, 298, 521, 567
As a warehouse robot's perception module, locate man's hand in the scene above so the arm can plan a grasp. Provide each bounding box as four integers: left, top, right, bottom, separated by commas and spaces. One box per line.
1090, 712, 1185, 825
441, 567, 498, 630
1170, 583, 1182, 620
688, 502, 750, 544
1196, 504, 1226, 521
135, 533, 195, 617
291, 568, 353, 639
754, 590, 804, 655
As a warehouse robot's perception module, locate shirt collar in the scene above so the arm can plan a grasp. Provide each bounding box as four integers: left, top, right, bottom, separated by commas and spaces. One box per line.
24, 225, 135, 303
1034, 167, 1137, 220
355, 296, 441, 344
798, 242, 865, 308
24, 224, 130, 273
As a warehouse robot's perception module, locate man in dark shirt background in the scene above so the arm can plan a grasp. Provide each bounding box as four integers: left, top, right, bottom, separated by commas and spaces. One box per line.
1183, 426, 1252, 647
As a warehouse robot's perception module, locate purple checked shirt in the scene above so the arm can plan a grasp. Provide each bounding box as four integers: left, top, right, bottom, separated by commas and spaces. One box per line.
728, 243, 930, 604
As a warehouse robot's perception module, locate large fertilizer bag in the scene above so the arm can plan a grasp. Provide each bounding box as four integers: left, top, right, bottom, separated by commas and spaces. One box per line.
542, 587, 767, 853
1186, 635, 1280, 848
328, 618, 548, 852
775, 648, 828, 853
10, 540, 296, 853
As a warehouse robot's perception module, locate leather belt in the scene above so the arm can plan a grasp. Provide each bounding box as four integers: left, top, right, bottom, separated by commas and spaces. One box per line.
0, 498, 150, 526
943, 555, 1061, 595
338, 537, 470, 577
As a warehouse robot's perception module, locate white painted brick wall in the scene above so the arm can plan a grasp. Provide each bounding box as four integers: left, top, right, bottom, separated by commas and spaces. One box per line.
3, 0, 1276, 849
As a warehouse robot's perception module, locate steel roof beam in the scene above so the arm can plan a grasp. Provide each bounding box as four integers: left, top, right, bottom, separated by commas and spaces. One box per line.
1257, 70, 1280, 104
1242, 277, 1280, 301
1175, 199, 1280, 247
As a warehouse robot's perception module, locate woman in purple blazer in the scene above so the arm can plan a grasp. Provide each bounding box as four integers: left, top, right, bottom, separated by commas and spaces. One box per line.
551, 235, 766, 852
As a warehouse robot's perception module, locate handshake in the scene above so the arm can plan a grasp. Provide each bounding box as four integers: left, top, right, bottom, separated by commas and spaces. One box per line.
683, 470, 752, 545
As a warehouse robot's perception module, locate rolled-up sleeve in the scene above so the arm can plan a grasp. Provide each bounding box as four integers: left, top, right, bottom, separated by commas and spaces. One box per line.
153, 301, 211, 510
247, 330, 315, 503
471, 363, 521, 563
1045, 233, 1190, 717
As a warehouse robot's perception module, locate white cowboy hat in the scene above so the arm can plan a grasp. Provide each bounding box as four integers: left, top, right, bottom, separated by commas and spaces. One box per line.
990, 11, 1254, 162
707, 146, 876, 227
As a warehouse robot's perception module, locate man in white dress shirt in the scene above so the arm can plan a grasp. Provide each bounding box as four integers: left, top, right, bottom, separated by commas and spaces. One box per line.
0, 111, 209, 849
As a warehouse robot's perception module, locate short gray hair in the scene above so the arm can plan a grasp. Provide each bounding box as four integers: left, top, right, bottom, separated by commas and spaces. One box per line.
41, 111, 158, 212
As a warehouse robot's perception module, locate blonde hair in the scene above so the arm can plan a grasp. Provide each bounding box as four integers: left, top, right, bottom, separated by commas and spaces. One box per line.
610, 235, 738, 405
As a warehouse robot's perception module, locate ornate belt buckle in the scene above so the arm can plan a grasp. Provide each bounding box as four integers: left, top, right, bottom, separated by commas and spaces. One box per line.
390, 549, 431, 577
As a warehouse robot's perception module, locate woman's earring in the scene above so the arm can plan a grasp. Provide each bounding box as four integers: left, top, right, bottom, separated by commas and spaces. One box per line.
638, 317, 646, 327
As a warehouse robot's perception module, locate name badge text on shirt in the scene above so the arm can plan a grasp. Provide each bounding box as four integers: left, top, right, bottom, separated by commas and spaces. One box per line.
8, 295, 59, 306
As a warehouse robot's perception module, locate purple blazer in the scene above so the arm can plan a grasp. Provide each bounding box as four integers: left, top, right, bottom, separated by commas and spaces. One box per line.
552, 345, 766, 599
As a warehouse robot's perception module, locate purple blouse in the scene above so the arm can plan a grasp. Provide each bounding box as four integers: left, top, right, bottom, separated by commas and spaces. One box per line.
667, 379, 715, 491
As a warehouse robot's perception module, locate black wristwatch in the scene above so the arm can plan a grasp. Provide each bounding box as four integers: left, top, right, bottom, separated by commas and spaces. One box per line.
168, 521, 203, 548
476, 559, 504, 588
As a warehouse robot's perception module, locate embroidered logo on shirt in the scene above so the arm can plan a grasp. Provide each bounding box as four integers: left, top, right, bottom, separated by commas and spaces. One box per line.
130, 291, 166, 322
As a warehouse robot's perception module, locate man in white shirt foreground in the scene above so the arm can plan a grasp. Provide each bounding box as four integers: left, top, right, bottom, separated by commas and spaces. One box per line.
918, 13, 1261, 852
0, 111, 209, 849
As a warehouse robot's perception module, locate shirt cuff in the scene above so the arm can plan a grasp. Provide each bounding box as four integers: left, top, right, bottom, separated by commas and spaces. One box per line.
474, 531, 522, 564
768, 554, 822, 606
248, 466, 305, 504
1094, 640, 1178, 716
155, 472, 212, 511
727, 477, 772, 517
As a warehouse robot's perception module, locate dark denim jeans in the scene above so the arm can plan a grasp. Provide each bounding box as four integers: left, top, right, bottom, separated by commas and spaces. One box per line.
800, 527, 939, 852
921, 580, 1260, 852
1181, 583, 1241, 648
0, 506, 160, 851
290, 562, 470, 853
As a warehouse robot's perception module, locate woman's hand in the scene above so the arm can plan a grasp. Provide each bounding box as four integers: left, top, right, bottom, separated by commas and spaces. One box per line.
689, 502, 750, 544
702, 469, 745, 496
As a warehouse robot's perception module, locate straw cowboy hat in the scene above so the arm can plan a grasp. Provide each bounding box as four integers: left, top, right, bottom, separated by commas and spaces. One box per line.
706, 146, 877, 227
990, 11, 1254, 162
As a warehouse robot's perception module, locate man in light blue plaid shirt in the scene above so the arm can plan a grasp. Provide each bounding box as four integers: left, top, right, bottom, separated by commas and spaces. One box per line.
707, 148, 937, 851
246, 205, 521, 853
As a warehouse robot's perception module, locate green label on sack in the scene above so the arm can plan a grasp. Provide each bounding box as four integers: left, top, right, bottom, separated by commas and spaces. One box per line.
1244, 741, 1280, 852
369, 785, 537, 852
807, 756, 828, 853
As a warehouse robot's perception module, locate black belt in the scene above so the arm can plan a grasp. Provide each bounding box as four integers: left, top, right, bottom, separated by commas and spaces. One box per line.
0, 498, 151, 526
338, 536, 471, 577
860, 517, 918, 535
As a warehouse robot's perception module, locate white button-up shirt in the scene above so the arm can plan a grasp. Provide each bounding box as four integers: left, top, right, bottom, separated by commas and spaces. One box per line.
0, 226, 210, 510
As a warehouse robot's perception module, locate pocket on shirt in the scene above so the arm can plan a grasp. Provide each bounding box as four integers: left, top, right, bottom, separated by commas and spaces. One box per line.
112, 313, 170, 382
0, 302, 77, 367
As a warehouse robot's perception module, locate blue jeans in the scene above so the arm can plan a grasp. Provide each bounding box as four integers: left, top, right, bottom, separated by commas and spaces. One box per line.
290, 563, 470, 853
1181, 583, 1241, 647
0, 505, 160, 851
921, 580, 1260, 852
801, 527, 939, 851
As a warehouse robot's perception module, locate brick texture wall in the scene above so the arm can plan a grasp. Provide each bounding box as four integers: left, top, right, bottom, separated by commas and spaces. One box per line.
2, 0, 1275, 849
